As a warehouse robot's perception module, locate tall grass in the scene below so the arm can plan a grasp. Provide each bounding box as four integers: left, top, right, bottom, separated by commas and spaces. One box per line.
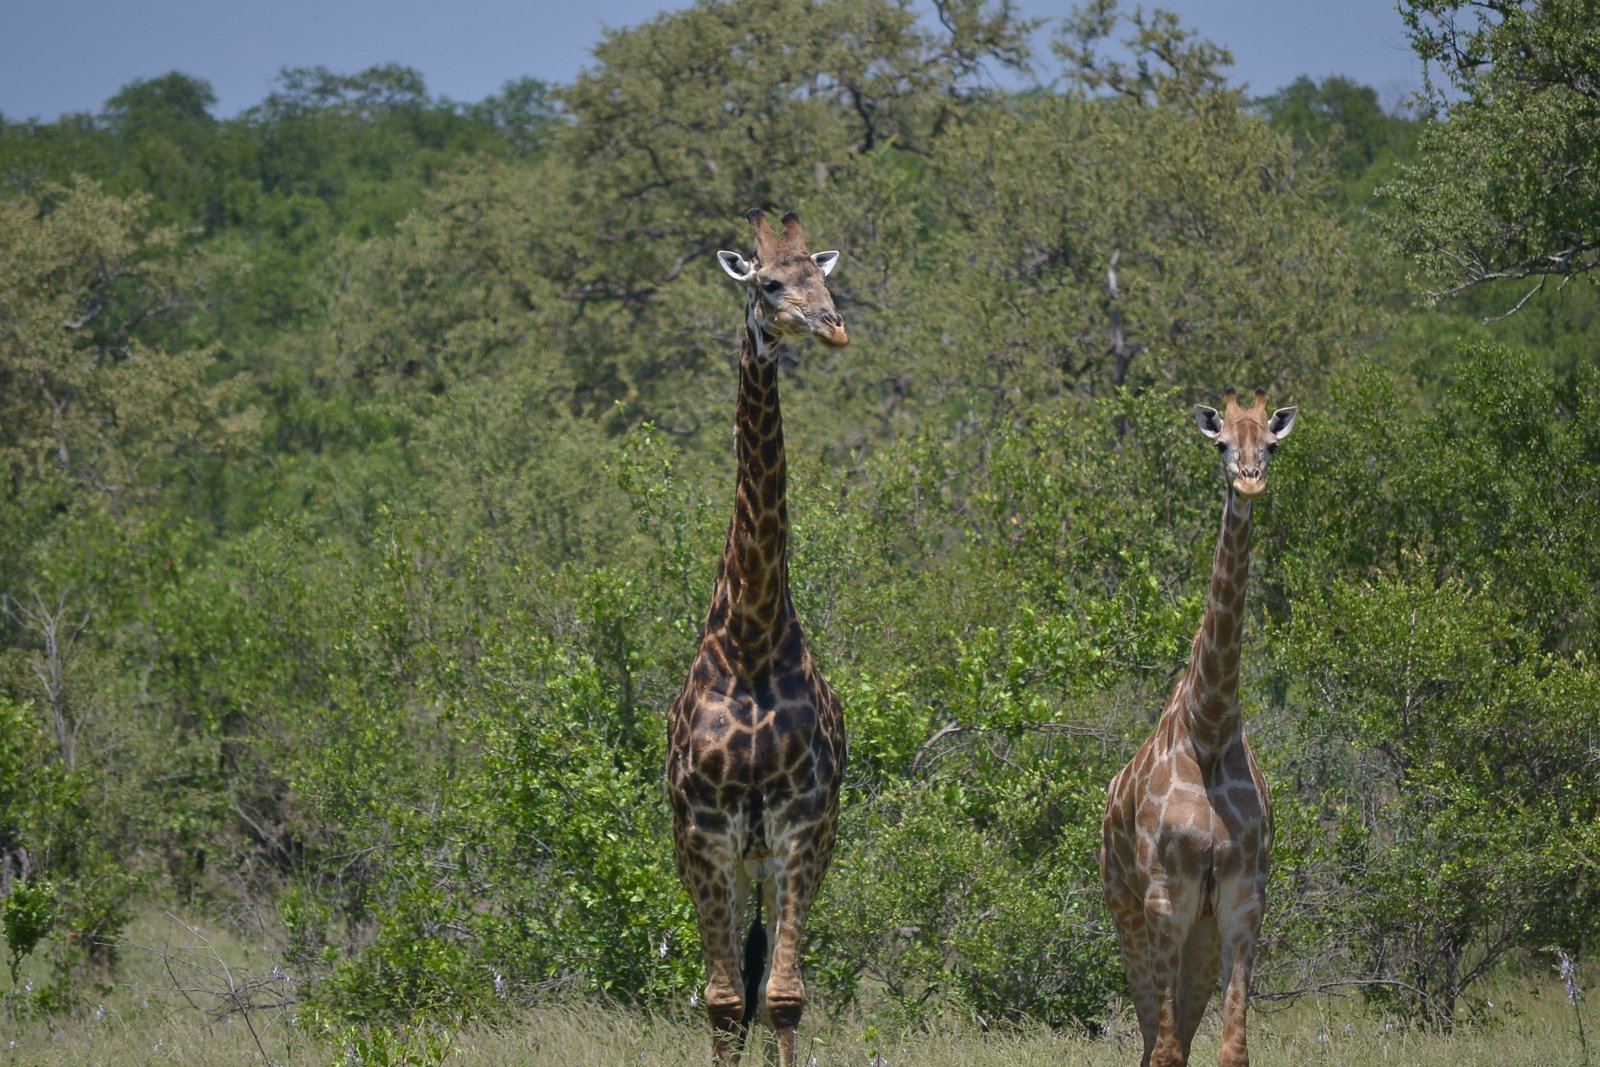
1, 910, 1589, 1066
4, 997, 1589, 1067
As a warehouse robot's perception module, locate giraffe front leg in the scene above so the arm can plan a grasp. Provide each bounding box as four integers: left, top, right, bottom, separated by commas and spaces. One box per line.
1145, 878, 1203, 1067
1118, 920, 1161, 1067
1104, 880, 1159, 1067
762, 842, 825, 1067
681, 839, 752, 1063
1175, 915, 1221, 1059
1216, 894, 1264, 1067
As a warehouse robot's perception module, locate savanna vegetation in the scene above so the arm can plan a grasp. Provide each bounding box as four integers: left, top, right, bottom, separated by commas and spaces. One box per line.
1, 0, 1596, 1062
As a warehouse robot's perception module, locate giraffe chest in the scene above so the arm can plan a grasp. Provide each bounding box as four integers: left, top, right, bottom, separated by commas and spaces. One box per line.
1109, 732, 1264, 853
1139, 741, 1270, 880
668, 665, 844, 821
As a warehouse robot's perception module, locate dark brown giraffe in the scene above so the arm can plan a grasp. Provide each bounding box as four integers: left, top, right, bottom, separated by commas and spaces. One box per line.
1100, 387, 1298, 1067
667, 209, 848, 1066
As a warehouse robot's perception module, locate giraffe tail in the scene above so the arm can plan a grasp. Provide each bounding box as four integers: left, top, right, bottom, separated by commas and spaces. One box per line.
742, 890, 767, 1028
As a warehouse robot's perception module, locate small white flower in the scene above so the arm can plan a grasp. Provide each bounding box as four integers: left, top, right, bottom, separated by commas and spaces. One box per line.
95, 1005, 105, 1021
1558, 949, 1583, 1005
658, 936, 670, 959
689, 990, 699, 1008
494, 971, 506, 997
1316, 1033, 1330, 1045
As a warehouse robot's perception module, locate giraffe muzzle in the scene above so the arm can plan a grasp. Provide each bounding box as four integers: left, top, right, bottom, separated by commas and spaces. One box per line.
811, 310, 848, 347
1233, 475, 1266, 499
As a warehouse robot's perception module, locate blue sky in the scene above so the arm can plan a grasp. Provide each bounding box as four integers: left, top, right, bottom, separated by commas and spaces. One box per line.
0, 0, 1423, 122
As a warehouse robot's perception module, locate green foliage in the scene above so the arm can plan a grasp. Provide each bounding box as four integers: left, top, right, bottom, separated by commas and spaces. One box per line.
1257, 344, 1600, 1024
1257, 75, 1409, 178
1055, 0, 1237, 109
1280, 574, 1600, 1026
0, 699, 66, 868
477, 632, 697, 1003
1255, 75, 1419, 214
1385, 0, 1600, 306
2, 0, 1598, 1044
0, 180, 244, 540
311, 1012, 460, 1067
816, 745, 1119, 1030
556, 0, 1033, 296
3, 880, 55, 996
1269, 343, 1600, 652
907, 92, 1374, 402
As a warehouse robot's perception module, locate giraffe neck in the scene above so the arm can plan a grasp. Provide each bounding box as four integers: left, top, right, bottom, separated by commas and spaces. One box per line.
1180, 487, 1254, 746
705, 309, 793, 665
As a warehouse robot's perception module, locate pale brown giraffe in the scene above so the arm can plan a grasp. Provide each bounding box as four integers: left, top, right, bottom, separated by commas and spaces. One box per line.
667, 209, 848, 1066
1100, 387, 1298, 1067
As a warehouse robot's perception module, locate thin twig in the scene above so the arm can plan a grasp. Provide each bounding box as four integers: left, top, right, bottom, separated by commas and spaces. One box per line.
1480, 276, 1545, 323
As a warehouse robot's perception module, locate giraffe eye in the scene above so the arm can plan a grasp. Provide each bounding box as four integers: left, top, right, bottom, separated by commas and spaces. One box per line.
1215, 440, 1228, 454
761, 279, 783, 294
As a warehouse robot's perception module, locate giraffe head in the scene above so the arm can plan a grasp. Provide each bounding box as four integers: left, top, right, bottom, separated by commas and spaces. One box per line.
1195, 387, 1298, 500
717, 209, 847, 351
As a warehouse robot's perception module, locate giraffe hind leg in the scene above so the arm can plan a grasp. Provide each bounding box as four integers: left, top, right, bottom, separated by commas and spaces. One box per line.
1217, 895, 1265, 1067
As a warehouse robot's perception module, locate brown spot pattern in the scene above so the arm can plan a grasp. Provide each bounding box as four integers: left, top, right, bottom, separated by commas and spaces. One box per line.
1100, 390, 1295, 1067
668, 215, 847, 1067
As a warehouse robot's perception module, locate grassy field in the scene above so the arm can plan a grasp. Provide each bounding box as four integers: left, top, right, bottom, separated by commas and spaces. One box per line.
2, 911, 1590, 1066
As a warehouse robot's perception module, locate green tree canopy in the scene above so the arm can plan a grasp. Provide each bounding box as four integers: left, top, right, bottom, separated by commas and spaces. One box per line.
552, 0, 1034, 306
1257, 74, 1411, 179
0, 181, 243, 527
1384, 0, 1600, 310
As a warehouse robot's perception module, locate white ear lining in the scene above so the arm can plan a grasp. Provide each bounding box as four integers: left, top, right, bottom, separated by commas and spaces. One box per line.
717, 250, 754, 282
1269, 406, 1299, 439
1195, 405, 1223, 439
812, 250, 840, 277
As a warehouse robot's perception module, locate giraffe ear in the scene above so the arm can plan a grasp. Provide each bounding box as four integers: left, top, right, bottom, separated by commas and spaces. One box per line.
811, 250, 840, 277
717, 250, 755, 283
1268, 406, 1298, 439
1195, 405, 1223, 439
